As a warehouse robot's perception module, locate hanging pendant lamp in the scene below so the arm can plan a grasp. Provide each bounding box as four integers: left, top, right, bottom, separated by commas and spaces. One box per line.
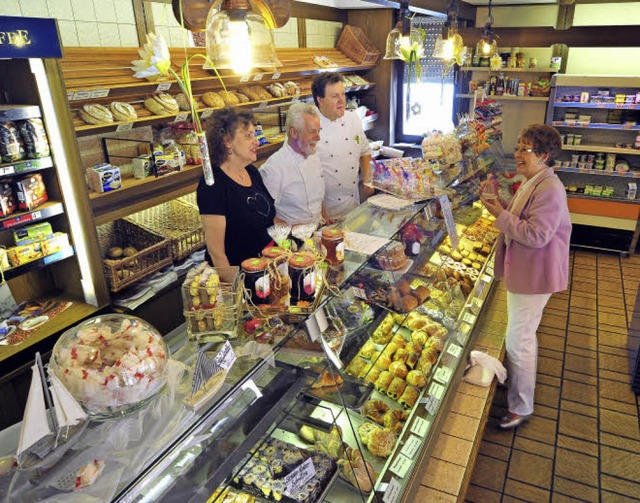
475, 0, 497, 58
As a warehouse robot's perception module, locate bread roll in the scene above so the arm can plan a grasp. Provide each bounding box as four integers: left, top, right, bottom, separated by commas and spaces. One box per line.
108, 102, 137, 121
387, 377, 407, 400
401, 295, 418, 313
388, 361, 408, 379
413, 285, 431, 303
406, 370, 426, 388
79, 104, 113, 124
398, 386, 419, 409
174, 93, 195, 111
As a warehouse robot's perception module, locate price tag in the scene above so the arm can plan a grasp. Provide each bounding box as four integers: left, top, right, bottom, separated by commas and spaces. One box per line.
253, 73, 264, 81
597, 103, 606, 109
291, 96, 300, 103
447, 343, 463, 358
67, 91, 74, 101
200, 109, 213, 119
434, 366, 453, 385
382, 477, 402, 503
423, 395, 440, 416
258, 101, 268, 108
72, 90, 92, 101
400, 434, 422, 459
482, 274, 492, 283
438, 195, 459, 250
284, 458, 316, 495
411, 416, 431, 437
174, 113, 189, 122
91, 88, 110, 98
271, 72, 281, 80
456, 329, 469, 346
349, 286, 368, 300
156, 82, 172, 92
469, 297, 483, 315
240, 75, 250, 83
116, 123, 133, 132
429, 382, 445, 400
462, 312, 477, 325
389, 454, 412, 478
214, 341, 236, 371
0, 166, 15, 176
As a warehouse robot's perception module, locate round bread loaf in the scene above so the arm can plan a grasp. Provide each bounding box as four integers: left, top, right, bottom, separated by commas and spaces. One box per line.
79, 104, 113, 124
201, 91, 225, 109
109, 102, 137, 121
218, 90, 239, 106
234, 92, 250, 103
144, 93, 180, 115
174, 93, 195, 111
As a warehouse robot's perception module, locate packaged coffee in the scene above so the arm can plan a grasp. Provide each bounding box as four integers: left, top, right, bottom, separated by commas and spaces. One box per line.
0, 122, 25, 163
16, 119, 50, 159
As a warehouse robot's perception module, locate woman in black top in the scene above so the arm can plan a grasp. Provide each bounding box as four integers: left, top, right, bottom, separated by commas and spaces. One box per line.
197, 108, 276, 268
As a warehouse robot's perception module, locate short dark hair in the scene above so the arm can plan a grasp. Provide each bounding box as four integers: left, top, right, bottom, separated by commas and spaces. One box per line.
311, 72, 344, 107
205, 107, 255, 167
519, 124, 562, 166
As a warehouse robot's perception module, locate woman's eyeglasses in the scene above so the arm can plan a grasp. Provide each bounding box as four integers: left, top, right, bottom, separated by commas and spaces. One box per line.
515, 147, 538, 154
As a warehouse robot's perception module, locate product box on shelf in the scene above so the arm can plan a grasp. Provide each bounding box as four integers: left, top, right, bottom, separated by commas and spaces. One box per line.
14, 173, 48, 210
14, 221, 53, 245
7, 241, 43, 266
86, 163, 121, 193
0, 182, 17, 217
41, 232, 70, 256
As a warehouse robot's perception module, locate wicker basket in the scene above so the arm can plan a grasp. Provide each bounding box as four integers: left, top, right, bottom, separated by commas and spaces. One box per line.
336, 25, 380, 65
127, 199, 205, 262
98, 219, 173, 293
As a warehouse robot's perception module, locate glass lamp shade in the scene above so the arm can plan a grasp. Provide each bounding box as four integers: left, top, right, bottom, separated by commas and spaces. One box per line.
433, 32, 465, 63
384, 23, 403, 60
205, 8, 281, 75
476, 36, 497, 58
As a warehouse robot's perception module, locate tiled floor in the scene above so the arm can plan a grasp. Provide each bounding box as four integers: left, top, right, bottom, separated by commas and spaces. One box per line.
467, 250, 640, 502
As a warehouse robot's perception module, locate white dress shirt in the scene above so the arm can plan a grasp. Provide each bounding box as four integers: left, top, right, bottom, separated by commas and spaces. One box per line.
259, 141, 324, 225
317, 109, 370, 219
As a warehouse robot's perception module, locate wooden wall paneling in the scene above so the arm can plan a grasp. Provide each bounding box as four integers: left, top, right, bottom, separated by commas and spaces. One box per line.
297, 17, 307, 48
347, 9, 395, 145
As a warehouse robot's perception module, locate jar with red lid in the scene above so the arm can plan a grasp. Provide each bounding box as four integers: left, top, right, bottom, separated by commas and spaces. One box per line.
288, 253, 317, 305
321, 228, 345, 267
261, 246, 290, 306
241, 257, 270, 306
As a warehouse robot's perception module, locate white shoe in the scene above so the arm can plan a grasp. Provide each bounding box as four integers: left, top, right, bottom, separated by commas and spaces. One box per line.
498, 413, 531, 430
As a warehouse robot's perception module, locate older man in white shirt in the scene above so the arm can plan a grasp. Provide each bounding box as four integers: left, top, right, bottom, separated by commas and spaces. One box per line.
312, 72, 373, 222
260, 102, 325, 225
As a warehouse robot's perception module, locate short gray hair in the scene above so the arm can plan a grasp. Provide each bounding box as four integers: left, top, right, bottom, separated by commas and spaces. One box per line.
286, 102, 319, 133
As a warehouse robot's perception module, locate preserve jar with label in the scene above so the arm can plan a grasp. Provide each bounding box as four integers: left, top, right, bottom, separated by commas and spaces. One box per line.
241, 257, 270, 306
262, 246, 290, 306
288, 253, 317, 305
321, 228, 345, 267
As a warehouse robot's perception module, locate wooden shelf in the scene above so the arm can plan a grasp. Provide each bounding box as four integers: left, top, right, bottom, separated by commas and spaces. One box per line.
90, 138, 285, 225
556, 166, 640, 178
552, 121, 640, 131
553, 102, 640, 110
456, 94, 549, 102
0, 156, 54, 177
0, 297, 100, 363
4, 246, 75, 282
0, 201, 65, 230
460, 67, 557, 73
562, 144, 640, 155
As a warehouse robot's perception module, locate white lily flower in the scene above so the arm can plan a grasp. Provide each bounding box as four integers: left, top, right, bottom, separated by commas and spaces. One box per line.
131, 33, 172, 81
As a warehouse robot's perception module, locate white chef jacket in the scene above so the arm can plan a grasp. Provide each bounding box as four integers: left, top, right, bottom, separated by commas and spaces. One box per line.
317, 109, 370, 219
259, 141, 325, 225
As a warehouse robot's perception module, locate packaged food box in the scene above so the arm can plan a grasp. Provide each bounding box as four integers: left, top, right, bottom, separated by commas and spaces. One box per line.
627, 182, 637, 200
0, 182, 17, 217
14, 221, 53, 245
0, 121, 26, 163
132, 155, 152, 179
86, 163, 121, 193
41, 232, 70, 256
14, 173, 48, 210
7, 241, 43, 266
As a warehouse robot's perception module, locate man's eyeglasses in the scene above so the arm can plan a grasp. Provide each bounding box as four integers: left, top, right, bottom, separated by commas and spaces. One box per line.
515, 147, 539, 154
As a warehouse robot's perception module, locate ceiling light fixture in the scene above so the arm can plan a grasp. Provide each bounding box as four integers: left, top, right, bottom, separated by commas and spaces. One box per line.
476, 0, 497, 57
384, 0, 410, 60
205, 0, 281, 75
432, 0, 466, 65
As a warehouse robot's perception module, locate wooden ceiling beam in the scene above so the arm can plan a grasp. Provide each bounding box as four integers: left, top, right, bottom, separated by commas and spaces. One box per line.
458, 25, 640, 47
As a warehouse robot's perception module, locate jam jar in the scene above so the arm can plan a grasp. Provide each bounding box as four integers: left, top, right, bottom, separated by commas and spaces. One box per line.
261, 246, 290, 306
241, 257, 270, 306
321, 228, 345, 267
288, 253, 317, 305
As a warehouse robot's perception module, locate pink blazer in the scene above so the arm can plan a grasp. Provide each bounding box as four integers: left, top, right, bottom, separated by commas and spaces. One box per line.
493, 168, 571, 294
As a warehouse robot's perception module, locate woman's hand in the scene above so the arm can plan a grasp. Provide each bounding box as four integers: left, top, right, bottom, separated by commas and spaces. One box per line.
480, 195, 505, 219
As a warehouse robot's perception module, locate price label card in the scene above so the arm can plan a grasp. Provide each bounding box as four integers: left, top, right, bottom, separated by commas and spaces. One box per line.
400, 435, 422, 459
253, 73, 264, 81
410, 416, 431, 437
482, 274, 492, 283
240, 75, 250, 83
382, 477, 402, 503
456, 329, 469, 346
389, 454, 412, 478
423, 395, 440, 416
200, 109, 213, 119
259, 101, 268, 108
156, 82, 172, 92
284, 458, 316, 495
429, 382, 445, 400
72, 90, 93, 101
291, 96, 300, 103
116, 123, 133, 132
462, 312, 477, 325
67, 91, 74, 101
438, 195, 459, 250
174, 113, 189, 123
271, 72, 281, 80
91, 88, 110, 98
447, 343, 463, 358
0, 166, 15, 176
214, 341, 236, 370
434, 366, 453, 385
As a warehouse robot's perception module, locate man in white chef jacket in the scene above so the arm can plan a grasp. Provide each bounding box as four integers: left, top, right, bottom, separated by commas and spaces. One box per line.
260, 102, 326, 225
312, 72, 373, 222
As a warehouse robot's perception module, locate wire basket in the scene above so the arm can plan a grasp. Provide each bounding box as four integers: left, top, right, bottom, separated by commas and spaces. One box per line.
178, 191, 197, 208
127, 199, 205, 262
336, 25, 380, 65
182, 265, 242, 343
98, 219, 173, 293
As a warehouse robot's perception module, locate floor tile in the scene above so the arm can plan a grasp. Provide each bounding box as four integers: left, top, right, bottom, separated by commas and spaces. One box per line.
538, 356, 563, 378
558, 409, 598, 443
600, 489, 638, 502
449, 392, 486, 419
600, 397, 638, 416
469, 454, 508, 492
599, 353, 630, 373
439, 412, 480, 442
538, 332, 565, 351
513, 436, 555, 459
534, 383, 560, 409
600, 408, 640, 441
431, 433, 473, 467
557, 433, 599, 457
600, 474, 640, 500
539, 347, 565, 361
537, 374, 561, 388
534, 404, 559, 421
507, 450, 553, 489
564, 345, 596, 360
598, 323, 627, 335
560, 399, 598, 418
479, 440, 511, 461
568, 312, 596, 329
482, 423, 515, 448
562, 380, 597, 406
554, 447, 599, 487
598, 368, 629, 384
569, 295, 596, 310
563, 369, 597, 386
599, 312, 627, 327
553, 477, 600, 502
597, 344, 628, 358
415, 485, 458, 502
599, 378, 638, 405
551, 494, 594, 503
421, 458, 465, 495
465, 483, 502, 503
538, 325, 567, 338
504, 479, 550, 503
566, 330, 597, 349
601, 445, 640, 483
517, 415, 557, 445
600, 432, 640, 454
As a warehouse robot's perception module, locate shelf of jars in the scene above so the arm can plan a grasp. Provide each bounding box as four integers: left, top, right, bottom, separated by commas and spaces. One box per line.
561, 144, 640, 156
456, 93, 548, 102
460, 66, 557, 73
551, 121, 640, 131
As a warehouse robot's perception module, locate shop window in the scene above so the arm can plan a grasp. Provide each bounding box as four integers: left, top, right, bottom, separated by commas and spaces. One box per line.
395, 17, 455, 143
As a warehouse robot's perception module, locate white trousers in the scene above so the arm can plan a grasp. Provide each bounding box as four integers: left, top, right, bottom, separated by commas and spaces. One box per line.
505, 290, 552, 416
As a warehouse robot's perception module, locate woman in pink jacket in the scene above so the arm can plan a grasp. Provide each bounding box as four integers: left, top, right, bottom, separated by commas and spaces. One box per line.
480, 124, 571, 430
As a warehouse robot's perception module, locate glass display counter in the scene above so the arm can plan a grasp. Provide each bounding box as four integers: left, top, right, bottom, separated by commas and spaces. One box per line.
0, 191, 499, 503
